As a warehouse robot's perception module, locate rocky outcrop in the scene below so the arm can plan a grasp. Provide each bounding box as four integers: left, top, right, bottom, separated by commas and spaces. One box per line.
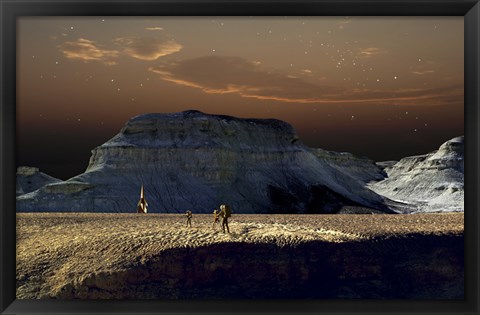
314, 149, 386, 184
375, 160, 397, 172
16, 166, 62, 196
16, 110, 391, 214
369, 136, 464, 213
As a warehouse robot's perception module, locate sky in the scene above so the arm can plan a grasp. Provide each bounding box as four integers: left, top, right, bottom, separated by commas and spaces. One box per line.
17, 17, 464, 180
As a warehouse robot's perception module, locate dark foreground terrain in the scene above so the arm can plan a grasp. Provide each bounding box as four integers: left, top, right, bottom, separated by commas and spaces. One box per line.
16, 213, 464, 299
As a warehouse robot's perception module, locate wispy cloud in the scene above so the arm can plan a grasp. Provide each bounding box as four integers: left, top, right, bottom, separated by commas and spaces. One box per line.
149, 56, 344, 102
58, 35, 182, 64
145, 27, 164, 31
301, 69, 313, 75
357, 47, 386, 58
149, 56, 462, 106
114, 37, 182, 61
58, 38, 120, 65
411, 70, 436, 75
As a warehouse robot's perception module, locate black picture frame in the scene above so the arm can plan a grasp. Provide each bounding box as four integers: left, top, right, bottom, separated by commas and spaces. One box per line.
1, 0, 479, 314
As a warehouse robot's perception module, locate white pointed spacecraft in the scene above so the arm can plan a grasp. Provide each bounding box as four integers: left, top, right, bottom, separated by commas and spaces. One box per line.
136, 184, 148, 213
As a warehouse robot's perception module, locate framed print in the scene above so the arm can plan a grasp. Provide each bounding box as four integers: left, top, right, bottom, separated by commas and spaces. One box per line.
1, 0, 479, 314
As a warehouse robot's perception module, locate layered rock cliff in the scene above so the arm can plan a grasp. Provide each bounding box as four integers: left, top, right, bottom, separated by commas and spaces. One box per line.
16, 166, 62, 196
313, 149, 386, 184
369, 136, 464, 213
17, 110, 390, 213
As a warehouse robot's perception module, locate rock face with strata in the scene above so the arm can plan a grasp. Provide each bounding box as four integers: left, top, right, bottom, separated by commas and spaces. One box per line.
369, 136, 464, 213
313, 149, 386, 184
17, 110, 391, 214
16, 166, 62, 196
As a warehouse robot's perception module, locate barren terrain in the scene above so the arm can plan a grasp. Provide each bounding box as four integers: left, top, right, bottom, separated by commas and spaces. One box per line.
17, 213, 464, 299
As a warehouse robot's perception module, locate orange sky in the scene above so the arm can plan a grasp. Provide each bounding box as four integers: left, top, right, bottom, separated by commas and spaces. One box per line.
17, 17, 464, 179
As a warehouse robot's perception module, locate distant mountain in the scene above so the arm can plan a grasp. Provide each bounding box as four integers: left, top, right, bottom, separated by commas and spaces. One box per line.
369, 136, 464, 213
16, 166, 62, 196
17, 110, 391, 214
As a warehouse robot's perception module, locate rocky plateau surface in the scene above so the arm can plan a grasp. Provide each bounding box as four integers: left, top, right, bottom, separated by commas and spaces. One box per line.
16, 213, 464, 299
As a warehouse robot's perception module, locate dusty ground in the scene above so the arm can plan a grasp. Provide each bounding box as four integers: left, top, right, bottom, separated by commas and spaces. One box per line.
16, 212, 464, 299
